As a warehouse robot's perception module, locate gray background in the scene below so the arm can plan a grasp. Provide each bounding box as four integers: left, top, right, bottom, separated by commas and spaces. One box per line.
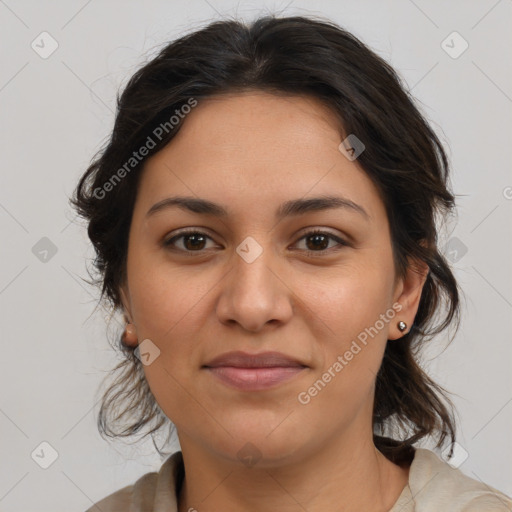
0, 0, 511, 510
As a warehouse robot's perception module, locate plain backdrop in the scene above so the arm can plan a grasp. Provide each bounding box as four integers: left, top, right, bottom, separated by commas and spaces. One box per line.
0, 1, 511, 510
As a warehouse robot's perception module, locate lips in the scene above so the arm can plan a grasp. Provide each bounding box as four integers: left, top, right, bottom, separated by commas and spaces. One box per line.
202, 351, 308, 391
203, 350, 306, 369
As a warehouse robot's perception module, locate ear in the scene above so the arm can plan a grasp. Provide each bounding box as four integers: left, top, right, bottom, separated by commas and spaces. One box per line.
119, 282, 133, 322
119, 283, 138, 347
388, 256, 429, 340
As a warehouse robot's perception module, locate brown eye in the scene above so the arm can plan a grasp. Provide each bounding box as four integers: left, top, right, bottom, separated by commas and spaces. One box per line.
294, 230, 348, 255
163, 228, 348, 256
163, 231, 215, 252
305, 233, 330, 251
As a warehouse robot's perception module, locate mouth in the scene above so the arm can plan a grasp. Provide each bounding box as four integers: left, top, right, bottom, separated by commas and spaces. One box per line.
203, 365, 307, 391
202, 351, 308, 391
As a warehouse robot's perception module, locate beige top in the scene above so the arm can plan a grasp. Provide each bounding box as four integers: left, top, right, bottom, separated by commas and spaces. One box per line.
86, 448, 512, 511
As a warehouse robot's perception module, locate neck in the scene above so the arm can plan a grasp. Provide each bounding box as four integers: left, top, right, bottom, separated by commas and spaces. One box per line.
176, 428, 410, 512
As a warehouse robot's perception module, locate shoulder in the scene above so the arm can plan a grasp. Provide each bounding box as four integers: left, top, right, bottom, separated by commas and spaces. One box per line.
84, 482, 135, 512
408, 448, 512, 511
84, 451, 183, 512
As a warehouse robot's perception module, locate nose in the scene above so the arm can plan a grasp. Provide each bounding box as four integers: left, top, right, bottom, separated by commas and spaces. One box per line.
215, 242, 294, 333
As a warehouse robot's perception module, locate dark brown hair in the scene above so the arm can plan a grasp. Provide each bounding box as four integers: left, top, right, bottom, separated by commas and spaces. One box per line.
71, 14, 461, 464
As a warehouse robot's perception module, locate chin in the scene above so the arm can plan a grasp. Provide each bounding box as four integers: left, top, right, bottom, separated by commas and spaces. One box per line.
201, 419, 308, 468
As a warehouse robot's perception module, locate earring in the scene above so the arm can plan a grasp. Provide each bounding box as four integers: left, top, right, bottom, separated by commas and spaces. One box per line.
122, 323, 138, 345
397, 321, 407, 333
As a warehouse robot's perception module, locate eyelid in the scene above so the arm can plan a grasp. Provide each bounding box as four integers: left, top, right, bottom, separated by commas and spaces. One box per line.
291, 228, 350, 255
163, 228, 219, 252
163, 227, 351, 254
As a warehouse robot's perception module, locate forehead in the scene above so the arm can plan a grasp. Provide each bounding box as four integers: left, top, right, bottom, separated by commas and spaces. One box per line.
165, 90, 345, 158
134, 91, 387, 225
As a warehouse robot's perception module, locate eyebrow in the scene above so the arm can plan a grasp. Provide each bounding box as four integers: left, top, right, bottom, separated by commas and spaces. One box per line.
146, 195, 370, 221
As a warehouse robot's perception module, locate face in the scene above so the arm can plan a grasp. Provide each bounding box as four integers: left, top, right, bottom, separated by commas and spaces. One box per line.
120, 91, 426, 466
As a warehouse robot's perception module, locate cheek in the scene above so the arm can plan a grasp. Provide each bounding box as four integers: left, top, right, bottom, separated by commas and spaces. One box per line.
126, 259, 214, 423
126, 254, 210, 386
296, 257, 395, 337
128, 250, 208, 334
294, 260, 394, 393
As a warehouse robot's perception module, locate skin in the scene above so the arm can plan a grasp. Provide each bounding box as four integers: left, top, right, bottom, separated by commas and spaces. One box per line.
120, 90, 428, 512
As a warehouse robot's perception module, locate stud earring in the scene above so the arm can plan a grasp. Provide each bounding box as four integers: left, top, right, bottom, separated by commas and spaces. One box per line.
397, 321, 407, 333
122, 323, 138, 345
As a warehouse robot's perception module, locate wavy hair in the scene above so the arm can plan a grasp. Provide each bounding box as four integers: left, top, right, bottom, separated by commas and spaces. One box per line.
71, 14, 461, 464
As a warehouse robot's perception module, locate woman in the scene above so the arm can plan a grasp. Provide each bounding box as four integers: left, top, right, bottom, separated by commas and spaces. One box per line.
72, 14, 512, 512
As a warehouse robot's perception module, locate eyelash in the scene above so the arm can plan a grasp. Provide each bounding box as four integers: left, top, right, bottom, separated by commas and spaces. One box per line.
163, 229, 349, 257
